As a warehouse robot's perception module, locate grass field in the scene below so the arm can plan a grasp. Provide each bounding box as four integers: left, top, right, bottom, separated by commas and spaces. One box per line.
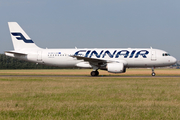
0, 69, 180, 119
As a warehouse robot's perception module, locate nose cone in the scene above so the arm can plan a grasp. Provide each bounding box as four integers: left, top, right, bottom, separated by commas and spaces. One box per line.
171, 57, 177, 64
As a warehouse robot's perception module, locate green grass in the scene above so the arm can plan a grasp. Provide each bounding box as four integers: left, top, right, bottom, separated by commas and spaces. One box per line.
0, 77, 180, 119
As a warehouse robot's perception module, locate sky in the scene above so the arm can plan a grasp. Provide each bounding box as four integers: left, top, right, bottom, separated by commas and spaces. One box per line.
0, 0, 180, 59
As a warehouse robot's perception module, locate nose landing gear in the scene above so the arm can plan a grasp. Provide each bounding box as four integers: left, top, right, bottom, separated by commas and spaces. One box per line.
151, 67, 156, 76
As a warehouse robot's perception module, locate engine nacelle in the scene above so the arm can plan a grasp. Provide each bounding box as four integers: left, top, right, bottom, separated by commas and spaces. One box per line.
107, 63, 126, 73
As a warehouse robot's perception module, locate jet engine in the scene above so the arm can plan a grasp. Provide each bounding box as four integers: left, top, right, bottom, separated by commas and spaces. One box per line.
107, 63, 126, 73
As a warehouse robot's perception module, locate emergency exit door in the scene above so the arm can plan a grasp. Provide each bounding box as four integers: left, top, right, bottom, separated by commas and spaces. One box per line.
37, 51, 42, 61
151, 50, 156, 61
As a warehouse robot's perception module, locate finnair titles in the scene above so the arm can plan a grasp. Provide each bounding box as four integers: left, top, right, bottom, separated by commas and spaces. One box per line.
74, 50, 149, 58
5, 22, 177, 76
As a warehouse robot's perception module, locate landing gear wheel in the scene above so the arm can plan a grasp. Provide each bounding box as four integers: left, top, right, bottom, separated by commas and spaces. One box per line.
151, 72, 156, 76
95, 71, 99, 76
91, 71, 96, 76
91, 71, 99, 76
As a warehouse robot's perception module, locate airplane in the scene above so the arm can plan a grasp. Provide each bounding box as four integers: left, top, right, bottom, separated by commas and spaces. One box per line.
5, 22, 177, 76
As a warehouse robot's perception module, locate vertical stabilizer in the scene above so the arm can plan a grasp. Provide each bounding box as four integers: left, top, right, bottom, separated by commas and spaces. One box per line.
8, 22, 41, 50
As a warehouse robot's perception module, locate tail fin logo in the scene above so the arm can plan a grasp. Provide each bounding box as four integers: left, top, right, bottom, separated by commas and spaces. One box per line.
11, 33, 34, 43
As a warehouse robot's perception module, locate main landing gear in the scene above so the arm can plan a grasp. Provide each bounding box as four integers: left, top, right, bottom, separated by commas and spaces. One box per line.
151, 67, 156, 76
91, 70, 99, 76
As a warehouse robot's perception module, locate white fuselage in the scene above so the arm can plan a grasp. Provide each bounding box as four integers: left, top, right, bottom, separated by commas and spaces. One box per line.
5, 22, 177, 76
6, 48, 177, 68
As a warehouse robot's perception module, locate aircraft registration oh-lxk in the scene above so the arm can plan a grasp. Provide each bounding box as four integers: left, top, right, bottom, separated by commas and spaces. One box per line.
5, 22, 177, 76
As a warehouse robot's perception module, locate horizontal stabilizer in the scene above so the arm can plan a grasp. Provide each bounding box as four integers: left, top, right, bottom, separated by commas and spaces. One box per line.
5, 51, 27, 55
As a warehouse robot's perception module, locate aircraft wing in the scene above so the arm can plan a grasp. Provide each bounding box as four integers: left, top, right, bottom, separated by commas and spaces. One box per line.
71, 55, 128, 69
71, 55, 113, 64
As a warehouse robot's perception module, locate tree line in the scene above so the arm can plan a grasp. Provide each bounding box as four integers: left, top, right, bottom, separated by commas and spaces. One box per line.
0, 54, 60, 69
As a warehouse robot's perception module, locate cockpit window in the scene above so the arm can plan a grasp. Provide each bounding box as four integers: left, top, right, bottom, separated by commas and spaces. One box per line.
162, 53, 170, 56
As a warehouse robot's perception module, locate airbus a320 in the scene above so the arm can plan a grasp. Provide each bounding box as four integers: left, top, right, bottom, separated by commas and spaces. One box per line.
5, 22, 177, 76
